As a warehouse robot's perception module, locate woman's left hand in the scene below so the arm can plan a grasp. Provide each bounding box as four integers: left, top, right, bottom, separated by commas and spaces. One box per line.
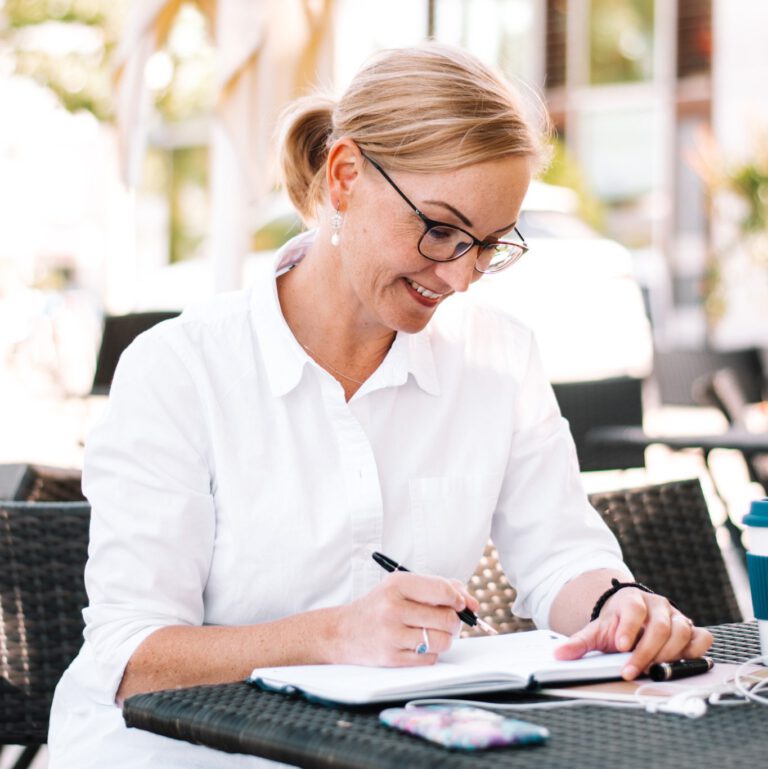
553, 587, 713, 680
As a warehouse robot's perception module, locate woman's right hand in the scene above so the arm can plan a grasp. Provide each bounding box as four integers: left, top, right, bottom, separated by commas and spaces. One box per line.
331, 572, 479, 666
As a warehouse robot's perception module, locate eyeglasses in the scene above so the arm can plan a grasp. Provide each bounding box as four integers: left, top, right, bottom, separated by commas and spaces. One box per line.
360, 151, 528, 274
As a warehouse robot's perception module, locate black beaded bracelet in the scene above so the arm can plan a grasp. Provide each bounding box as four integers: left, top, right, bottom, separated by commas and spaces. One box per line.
589, 578, 656, 622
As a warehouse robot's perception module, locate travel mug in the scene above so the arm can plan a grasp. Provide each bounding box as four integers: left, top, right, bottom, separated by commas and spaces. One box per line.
743, 498, 768, 658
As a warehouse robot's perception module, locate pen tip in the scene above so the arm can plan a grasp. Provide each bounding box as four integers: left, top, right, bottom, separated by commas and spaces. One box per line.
476, 618, 498, 635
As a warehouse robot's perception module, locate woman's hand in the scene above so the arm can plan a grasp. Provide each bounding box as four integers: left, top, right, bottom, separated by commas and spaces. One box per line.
332, 572, 479, 667
553, 587, 713, 679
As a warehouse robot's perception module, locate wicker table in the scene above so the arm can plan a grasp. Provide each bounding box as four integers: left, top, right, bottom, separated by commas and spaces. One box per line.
123, 623, 766, 769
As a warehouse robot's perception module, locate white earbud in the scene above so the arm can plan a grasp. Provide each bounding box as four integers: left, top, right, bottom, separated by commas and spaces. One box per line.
645, 693, 707, 718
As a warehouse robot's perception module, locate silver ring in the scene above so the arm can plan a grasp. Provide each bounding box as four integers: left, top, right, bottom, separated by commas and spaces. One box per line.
415, 627, 430, 655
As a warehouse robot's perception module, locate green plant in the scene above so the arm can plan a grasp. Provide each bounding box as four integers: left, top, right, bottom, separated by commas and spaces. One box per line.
541, 136, 605, 232
689, 127, 768, 326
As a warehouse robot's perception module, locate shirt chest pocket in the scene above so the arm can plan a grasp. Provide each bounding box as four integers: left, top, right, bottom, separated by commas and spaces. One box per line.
408, 474, 502, 581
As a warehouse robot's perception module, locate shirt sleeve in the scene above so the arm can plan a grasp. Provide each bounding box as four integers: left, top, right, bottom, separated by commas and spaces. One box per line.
490, 332, 630, 629
80, 326, 215, 704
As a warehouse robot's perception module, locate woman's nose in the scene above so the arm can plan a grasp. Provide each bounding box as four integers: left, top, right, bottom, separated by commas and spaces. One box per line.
431, 249, 481, 293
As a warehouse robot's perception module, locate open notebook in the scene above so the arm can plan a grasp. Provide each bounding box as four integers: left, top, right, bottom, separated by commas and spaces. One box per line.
247, 629, 632, 705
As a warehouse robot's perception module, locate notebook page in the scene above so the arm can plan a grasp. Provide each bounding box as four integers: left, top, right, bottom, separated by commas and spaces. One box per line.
250, 629, 630, 704
440, 629, 631, 681
252, 657, 519, 704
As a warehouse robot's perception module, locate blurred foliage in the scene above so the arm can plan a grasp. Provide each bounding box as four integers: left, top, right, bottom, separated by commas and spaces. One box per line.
4, 0, 127, 120
689, 127, 768, 326
169, 146, 209, 264
541, 136, 605, 232
3, 1, 217, 264
143, 145, 210, 264
3, 0, 215, 123
5, 0, 111, 27
729, 162, 768, 235
589, 0, 655, 85
148, 4, 216, 123
251, 213, 303, 253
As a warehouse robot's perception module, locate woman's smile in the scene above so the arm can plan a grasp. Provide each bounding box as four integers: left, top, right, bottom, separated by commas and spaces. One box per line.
403, 277, 447, 305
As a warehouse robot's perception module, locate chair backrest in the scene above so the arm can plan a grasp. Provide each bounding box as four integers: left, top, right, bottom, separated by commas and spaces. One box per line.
552, 376, 646, 471
0, 463, 85, 502
692, 367, 768, 489
588, 478, 742, 626
464, 542, 535, 637
653, 346, 765, 407
693, 366, 751, 428
466, 478, 741, 634
91, 311, 180, 395
0, 501, 90, 746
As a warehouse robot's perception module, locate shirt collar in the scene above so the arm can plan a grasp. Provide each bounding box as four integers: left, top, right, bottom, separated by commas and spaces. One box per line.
250, 230, 440, 398
387, 324, 440, 397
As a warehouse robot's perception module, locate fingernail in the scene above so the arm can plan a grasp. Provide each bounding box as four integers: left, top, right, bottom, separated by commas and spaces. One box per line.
618, 635, 630, 650
622, 665, 638, 680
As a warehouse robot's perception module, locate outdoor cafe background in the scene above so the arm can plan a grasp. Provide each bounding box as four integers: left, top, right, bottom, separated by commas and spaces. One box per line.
2, 0, 768, 596
1, 0, 767, 329
2, 4, 768, 767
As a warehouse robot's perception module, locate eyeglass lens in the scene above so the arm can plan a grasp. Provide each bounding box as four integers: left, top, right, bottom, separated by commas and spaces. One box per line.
419, 225, 526, 273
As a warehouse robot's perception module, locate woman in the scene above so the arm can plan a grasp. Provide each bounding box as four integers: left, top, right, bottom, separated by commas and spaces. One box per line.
49, 44, 711, 768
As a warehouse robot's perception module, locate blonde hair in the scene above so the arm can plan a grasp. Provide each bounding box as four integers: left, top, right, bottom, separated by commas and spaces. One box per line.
279, 43, 551, 224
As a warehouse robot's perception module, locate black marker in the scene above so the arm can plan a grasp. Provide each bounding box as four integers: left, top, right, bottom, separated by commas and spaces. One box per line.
371, 551, 498, 635
648, 657, 714, 682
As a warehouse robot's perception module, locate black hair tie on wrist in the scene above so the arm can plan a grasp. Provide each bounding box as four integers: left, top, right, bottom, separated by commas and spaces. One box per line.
589, 578, 657, 622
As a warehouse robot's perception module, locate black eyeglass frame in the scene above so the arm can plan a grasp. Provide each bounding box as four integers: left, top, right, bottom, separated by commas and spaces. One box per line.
360, 150, 529, 274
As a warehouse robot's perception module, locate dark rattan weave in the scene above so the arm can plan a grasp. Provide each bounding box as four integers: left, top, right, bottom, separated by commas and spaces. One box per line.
466, 478, 740, 635
588, 478, 742, 626
124, 623, 765, 769
0, 463, 85, 503
0, 502, 90, 746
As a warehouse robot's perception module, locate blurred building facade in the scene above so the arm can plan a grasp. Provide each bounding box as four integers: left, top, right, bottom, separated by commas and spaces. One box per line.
135, 0, 768, 350
431, 0, 767, 350
3, 0, 768, 352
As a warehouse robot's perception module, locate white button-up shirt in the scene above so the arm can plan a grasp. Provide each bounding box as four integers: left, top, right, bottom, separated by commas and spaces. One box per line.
48, 231, 626, 769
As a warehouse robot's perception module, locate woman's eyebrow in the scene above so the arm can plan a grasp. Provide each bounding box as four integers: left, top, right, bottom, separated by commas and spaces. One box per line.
423, 199, 517, 235
423, 200, 473, 227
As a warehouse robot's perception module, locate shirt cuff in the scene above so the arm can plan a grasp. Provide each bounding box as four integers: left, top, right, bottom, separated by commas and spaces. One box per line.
514, 554, 632, 630
81, 621, 170, 706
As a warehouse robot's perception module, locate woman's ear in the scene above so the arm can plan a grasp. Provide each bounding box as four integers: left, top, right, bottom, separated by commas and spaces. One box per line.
326, 138, 361, 211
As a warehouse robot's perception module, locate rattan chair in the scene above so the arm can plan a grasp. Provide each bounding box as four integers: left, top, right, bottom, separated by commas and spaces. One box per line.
588, 478, 742, 626
464, 542, 535, 637
0, 501, 90, 769
0, 463, 85, 503
466, 478, 741, 636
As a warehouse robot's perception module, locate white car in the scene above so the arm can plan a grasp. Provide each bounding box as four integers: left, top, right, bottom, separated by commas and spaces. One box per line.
142, 182, 653, 384
471, 182, 653, 383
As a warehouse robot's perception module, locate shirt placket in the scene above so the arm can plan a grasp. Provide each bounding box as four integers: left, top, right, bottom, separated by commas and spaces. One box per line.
320, 378, 385, 600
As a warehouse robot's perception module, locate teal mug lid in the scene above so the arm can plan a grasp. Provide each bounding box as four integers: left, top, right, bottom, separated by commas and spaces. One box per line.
743, 498, 768, 527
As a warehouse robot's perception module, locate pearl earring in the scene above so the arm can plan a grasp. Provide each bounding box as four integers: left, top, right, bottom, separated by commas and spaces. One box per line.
330, 204, 342, 247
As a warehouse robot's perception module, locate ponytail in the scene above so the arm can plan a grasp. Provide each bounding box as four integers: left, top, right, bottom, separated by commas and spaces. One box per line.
278, 95, 336, 223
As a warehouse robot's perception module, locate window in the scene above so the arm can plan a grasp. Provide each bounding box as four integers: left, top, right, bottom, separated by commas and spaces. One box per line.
677, 0, 712, 79
545, 0, 567, 89
589, 0, 655, 85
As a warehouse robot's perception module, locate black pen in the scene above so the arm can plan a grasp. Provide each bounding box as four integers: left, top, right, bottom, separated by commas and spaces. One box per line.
648, 657, 714, 682
371, 551, 498, 635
